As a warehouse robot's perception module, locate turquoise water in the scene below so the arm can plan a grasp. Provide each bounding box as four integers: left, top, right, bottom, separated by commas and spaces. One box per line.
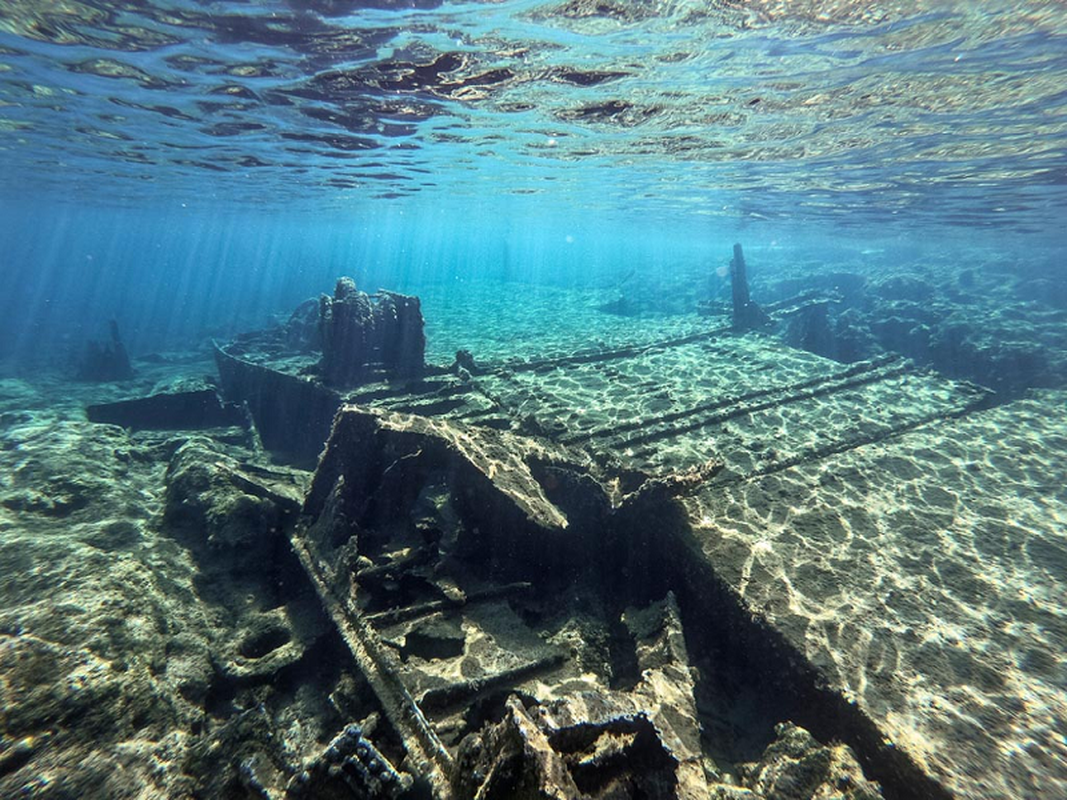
3, 5, 1067, 799
1, 1, 1065, 363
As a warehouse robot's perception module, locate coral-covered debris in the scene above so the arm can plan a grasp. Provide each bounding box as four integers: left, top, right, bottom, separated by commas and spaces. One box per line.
319, 277, 425, 387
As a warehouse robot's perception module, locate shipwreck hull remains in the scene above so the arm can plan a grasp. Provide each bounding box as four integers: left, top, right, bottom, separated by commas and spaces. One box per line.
215, 305, 1062, 799
214, 343, 340, 463
292, 405, 723, 799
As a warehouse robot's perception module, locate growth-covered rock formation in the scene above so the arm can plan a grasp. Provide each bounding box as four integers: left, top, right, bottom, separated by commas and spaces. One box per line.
320, 278, 425, 387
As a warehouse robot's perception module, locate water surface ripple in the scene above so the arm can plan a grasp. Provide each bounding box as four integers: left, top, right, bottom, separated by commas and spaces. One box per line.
1, 0, 1064, 227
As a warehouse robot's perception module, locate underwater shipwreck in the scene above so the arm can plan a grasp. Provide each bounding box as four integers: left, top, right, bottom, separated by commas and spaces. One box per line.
4, 245, 1063, 800
2, 0, 1066, 794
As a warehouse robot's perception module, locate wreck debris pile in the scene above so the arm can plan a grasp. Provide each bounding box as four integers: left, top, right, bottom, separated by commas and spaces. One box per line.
320, 277, 425, 387
293, 405, 697, 797
285, 402, 895, 800
450, 593, 708, 799
287, 721, 411, 798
